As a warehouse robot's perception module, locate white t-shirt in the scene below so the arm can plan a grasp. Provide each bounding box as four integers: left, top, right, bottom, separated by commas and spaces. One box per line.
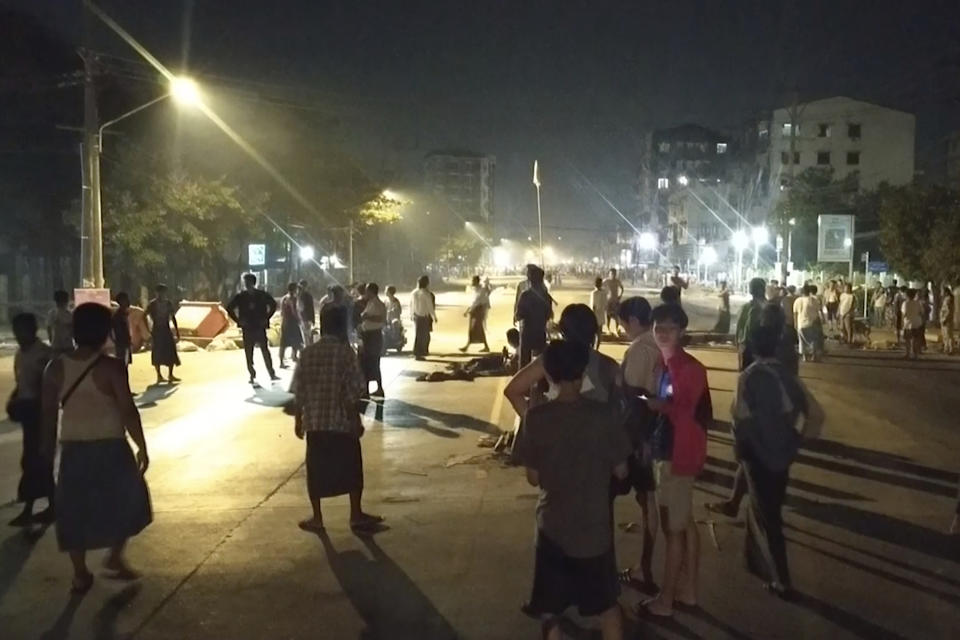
795, 295, 822, 329
590, 288, 608, 313
902, 299, 924, 330
839, 292, 855, 316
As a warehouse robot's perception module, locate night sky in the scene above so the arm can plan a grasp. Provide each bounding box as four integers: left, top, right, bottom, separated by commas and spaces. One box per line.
7, 0, 959, 244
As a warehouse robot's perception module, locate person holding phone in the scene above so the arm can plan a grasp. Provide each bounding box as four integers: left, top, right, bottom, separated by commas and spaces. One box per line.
641, 303, 711, 618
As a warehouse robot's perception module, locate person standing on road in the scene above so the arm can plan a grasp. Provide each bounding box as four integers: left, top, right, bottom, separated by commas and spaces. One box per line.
732, 324, 822, 599
824, 281, 840, 333
872, 285, 887, 328
616, 296, 662, 596
41, 303, 152, 593
460, 275, 491, 353
892, 285, 906, 343
735, 278, 767, 371
515, 266, 554, 368
8, 313, 55, 527
902, 288, 924, 360
602, 269, 625, 334
591, 277, 609, 334
513, 339, 631, 640
839, 283, 855, 344
795, 285, 825, 362
145, 284, 181, 385
780, 286, 798, 329
226, 273, 280, 384
47, 289, 74, 355
291, 306, 383, 535
411, 275, 437, 361
713, 281, 731, 334
111, 292, 133, 371
669, 266, 689, 306
359, 282, 387, 398
941, 286, 955, 354
298, 280, 316, 346
278, 283, 304, 369
642, 303, 711, 618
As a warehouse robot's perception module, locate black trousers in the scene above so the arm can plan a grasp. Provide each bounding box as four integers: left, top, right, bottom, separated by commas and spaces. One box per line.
242, 328, 275, 378
742, 455, 791, 587
413, 316, 432, 357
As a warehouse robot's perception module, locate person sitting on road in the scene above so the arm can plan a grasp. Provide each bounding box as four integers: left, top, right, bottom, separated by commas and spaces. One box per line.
513, 339, 631, 640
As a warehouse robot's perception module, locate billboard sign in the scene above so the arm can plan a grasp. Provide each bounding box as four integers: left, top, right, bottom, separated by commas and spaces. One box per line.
248, 243, 266, 266
817, 215, 854, 263
73, 288, 111, 308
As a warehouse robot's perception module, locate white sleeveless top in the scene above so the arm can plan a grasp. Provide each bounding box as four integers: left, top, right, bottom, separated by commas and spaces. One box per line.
59, 355, 126, 441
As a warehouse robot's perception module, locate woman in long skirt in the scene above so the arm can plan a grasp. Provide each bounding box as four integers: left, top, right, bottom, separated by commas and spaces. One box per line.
41, 303, 152, 593
279, 282, 304, 368
146, 284, 181, 384
714, 281, 731, 333
459, 275, 491, 353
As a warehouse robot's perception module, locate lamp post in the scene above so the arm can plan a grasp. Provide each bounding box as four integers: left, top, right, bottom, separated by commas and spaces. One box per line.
751, 225, 768, 272
533, 160, 544, 267
85, 76, 201, 288
731, 229, 749, 291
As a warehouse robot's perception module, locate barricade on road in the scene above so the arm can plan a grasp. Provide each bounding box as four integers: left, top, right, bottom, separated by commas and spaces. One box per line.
175, 301, 231, 346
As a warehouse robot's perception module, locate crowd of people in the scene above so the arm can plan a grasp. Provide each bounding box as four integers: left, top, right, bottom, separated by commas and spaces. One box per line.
501, 263, 824, 639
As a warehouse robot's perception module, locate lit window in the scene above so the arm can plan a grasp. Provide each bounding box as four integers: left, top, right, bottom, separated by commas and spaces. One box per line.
817, 151, 831, 165
657, 178, 670, 190
758, 127, 769, 140
848, 123, 861, 139
782, 123, 798, 136
716, 143, 728, 154
818, 124, 831, 137
658, 141, 671, 153
847, 151, 860, 166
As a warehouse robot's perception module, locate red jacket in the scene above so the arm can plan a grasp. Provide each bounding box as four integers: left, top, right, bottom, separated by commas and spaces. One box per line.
661, 350, 711, 476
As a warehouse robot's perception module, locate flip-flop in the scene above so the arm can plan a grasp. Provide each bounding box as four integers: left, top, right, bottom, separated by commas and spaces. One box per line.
298, 520, 326, 534
639, 598, 673, 619
350, 515, 385, 530
618, 569, 660, 596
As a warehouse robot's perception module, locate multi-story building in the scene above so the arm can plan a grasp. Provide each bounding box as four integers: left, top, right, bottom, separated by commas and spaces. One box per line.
423, 150, 496, 224
760, 96, 915, 192
638, 124, 736, 263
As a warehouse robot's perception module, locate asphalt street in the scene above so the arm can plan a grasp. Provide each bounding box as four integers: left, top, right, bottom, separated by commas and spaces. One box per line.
0, 282, 958, 639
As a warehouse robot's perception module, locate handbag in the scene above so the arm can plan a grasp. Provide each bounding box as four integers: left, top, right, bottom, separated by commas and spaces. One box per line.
60, 355, 104, 408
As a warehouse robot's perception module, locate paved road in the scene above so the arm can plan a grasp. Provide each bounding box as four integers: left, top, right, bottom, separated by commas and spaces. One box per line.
0, 284, 958, 639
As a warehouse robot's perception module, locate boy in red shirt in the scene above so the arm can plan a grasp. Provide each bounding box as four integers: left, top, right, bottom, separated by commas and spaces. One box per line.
643, 303, 711, 618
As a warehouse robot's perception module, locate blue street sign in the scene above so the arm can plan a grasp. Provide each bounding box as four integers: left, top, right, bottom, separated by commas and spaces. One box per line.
867, 261, 889, 273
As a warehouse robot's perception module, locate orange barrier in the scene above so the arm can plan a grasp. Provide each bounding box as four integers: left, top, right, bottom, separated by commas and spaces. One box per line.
174, 301, 231, 345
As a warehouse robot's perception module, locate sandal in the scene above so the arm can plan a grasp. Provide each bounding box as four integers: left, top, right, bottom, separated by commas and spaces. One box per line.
350, 514, 385, 530
617, 569, 660, 596
638, 597, 673, 619
297, 519, 326, 534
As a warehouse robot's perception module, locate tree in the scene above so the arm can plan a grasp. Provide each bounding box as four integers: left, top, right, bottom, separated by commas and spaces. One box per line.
878, 184, 960, 283
771, 168, 859, 269
101, 144, 270, 298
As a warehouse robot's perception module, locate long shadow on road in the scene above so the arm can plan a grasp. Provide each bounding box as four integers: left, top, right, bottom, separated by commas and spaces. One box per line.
379, 399, 499, 436
318, 533, 459, 640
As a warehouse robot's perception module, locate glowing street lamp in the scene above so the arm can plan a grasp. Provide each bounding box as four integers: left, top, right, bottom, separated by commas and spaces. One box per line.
170, 76, 201, 106
678, 175, 689, 186
731, 229, 749, 289
752, 225, 768, 269
699, 245, 718, 281
299, 245, 315, 262
638, 231, 657, 251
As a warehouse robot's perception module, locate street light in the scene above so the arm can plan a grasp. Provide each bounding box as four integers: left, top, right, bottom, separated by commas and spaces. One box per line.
699, 246, 718, 282
678, 175, 689, 186
170, 76, 201, 106
751, 225, 768, 270
638, 231, 657, 251
299, 245, 315, 262
843, 237, 853, 248
732, 229, 749, 290
84, 75, 201, 288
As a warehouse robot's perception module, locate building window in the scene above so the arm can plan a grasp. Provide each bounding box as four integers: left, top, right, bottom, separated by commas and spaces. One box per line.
848, 123, 861, 139
817, 151, 831, 165
758, 126, 769, 140
781, 151, 790, 165
716, 142, 728, 154
818, 124, 831, 137
657, 177, 670, 190
782, 123, 798, 136
847, 151, 861, 166
658, 142, 671, 153
794, 151, 800, 164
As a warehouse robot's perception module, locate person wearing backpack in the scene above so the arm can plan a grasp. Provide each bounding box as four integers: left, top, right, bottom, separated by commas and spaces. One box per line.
732, 324, 823, 600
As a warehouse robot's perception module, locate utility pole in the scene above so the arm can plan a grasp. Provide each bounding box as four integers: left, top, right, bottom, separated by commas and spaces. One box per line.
348, 220, 354, 283
80, 44, 102, 288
